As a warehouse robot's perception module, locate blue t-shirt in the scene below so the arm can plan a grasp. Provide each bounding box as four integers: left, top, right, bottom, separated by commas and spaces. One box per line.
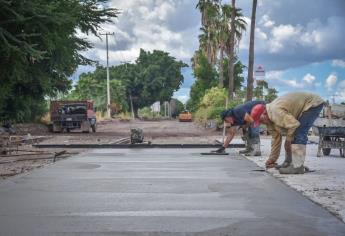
232, 100, 265, 126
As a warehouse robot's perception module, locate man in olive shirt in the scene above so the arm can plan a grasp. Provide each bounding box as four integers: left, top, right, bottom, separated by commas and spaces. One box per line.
252, 92, 324, 174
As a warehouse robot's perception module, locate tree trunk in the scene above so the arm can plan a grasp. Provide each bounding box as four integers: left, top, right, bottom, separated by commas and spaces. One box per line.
246, 0, 257, 101
133, 106, 139, 118
219, 46, 224, 87
228, 0, 236, 100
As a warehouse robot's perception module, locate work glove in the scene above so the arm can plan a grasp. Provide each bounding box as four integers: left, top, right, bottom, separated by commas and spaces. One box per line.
213, 146, 226, 153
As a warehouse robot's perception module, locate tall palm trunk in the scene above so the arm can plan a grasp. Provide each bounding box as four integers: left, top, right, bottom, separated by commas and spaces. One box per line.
219, 45, 224, 87
246, 0, 257, 101
228, 0, 236, 100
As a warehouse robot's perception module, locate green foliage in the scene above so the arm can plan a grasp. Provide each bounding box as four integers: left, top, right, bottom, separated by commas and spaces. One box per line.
254, 80, 278, 102
69, 49, 187, 118
138, 107, 154, 119
112, 49, 188, 117
187, 51, 245, 113
222, 59, 245, 91
69, 67, 128, 113
187, 51, 218, 112
193, 87, 242, 125
199, 87, 227, 107
265, 88, 278, 102
0, 0, 118, 122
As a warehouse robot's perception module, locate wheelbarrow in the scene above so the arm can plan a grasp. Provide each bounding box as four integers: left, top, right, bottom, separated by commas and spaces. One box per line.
314, 126, 345, 157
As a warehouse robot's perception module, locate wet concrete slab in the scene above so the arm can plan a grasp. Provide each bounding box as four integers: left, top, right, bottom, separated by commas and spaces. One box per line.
0, 148, 344, 236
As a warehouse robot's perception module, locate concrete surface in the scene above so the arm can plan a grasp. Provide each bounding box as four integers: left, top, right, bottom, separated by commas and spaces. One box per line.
246, 137, 345, 223
0, 148, 345, 236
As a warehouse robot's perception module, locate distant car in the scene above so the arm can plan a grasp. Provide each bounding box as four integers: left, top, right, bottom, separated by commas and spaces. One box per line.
179, 111, 192, 122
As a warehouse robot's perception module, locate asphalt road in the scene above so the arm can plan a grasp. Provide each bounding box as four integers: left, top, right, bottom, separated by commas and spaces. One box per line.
0, 148, 345, 236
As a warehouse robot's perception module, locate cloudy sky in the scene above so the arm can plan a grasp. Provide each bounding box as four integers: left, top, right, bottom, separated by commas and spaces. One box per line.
75, 0, 345, 104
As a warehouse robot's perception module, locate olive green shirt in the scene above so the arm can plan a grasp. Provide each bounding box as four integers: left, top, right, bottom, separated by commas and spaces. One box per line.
266, 92, 324, 162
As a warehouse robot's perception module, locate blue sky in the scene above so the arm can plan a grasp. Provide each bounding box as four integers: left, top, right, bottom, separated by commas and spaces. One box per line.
73, 0, 345, 104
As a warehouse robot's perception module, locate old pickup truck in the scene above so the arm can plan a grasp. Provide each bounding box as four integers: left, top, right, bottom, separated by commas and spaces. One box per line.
50, 100, 97, 133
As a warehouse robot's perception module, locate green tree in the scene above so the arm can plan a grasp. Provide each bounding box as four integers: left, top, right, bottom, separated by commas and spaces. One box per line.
109, 49, 187, 117
187, 51, 218, 112
253, 80, 278, 102
69, 67, 128, 113
196, 1, 246, 89
265, 88, 278, 102
196, 0, 220, 64
222, 59, 245, 93
0, 0, 118, 121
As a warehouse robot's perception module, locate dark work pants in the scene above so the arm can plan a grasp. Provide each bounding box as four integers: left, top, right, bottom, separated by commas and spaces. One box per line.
292, 104, 324, 145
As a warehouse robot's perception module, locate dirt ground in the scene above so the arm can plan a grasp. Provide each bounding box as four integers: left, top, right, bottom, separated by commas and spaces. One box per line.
0, 119, 224, 179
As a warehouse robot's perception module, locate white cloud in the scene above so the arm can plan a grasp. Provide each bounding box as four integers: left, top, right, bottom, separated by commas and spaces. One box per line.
264, 71, 319, 90
325, 73, 337, 90
332, 59, 345, 68
240, 12, 345, 69
265, 70, 284, 80
82, 0, 200, 66
335, 80, 345, 102
272, 24, 301, 41
259, 14, 275, 28
302, 73, 316, 84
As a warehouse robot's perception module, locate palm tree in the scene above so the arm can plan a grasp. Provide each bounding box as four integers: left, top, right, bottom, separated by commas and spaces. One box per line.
196, 1, 246, 91
246, 0, 257, 101
196, 0, 220, 64
227, 0, 236, 99
218, 4, 246, 88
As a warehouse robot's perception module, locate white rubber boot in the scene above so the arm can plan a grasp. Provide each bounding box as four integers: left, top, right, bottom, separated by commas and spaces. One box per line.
279, 144, 306, 174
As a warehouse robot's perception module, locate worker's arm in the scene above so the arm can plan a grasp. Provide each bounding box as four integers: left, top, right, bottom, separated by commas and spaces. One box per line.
266, 127, 282, 168
284, 139, 292, 158
223, 126, 236, 148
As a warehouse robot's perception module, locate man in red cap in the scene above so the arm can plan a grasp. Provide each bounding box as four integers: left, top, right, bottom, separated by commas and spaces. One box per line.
215, 100, 265, 155
252, 92, 324, 174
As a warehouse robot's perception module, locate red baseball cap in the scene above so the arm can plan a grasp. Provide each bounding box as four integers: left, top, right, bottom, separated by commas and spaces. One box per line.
251, 104, 265, 127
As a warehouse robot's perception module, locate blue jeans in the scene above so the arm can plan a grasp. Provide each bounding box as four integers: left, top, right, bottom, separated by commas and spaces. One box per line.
248, 126, 260, 139
292, 104, 324, 145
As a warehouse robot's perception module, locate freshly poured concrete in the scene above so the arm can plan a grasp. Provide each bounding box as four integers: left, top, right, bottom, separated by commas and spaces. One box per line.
0, 149, 344, 236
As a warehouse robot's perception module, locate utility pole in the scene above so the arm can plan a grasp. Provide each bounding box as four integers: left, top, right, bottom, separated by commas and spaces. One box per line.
100, 32, 114, 118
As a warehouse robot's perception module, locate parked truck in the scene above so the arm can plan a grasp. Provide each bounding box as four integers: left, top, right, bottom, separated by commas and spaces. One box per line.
50, 100, 97, 133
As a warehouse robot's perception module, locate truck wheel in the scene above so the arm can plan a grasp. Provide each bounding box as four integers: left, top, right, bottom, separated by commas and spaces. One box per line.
322, 136, 331, 156
91, 125, 96, 133
322, 148, 331, 156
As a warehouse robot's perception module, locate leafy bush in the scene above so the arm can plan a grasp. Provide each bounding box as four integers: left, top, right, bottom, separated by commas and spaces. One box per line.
138, 106, 162, 120
194, 87, 242, 126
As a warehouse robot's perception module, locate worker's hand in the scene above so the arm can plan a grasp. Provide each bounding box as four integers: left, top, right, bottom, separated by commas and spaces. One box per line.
284, 140, 292, 157
265, 159, 276, 169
